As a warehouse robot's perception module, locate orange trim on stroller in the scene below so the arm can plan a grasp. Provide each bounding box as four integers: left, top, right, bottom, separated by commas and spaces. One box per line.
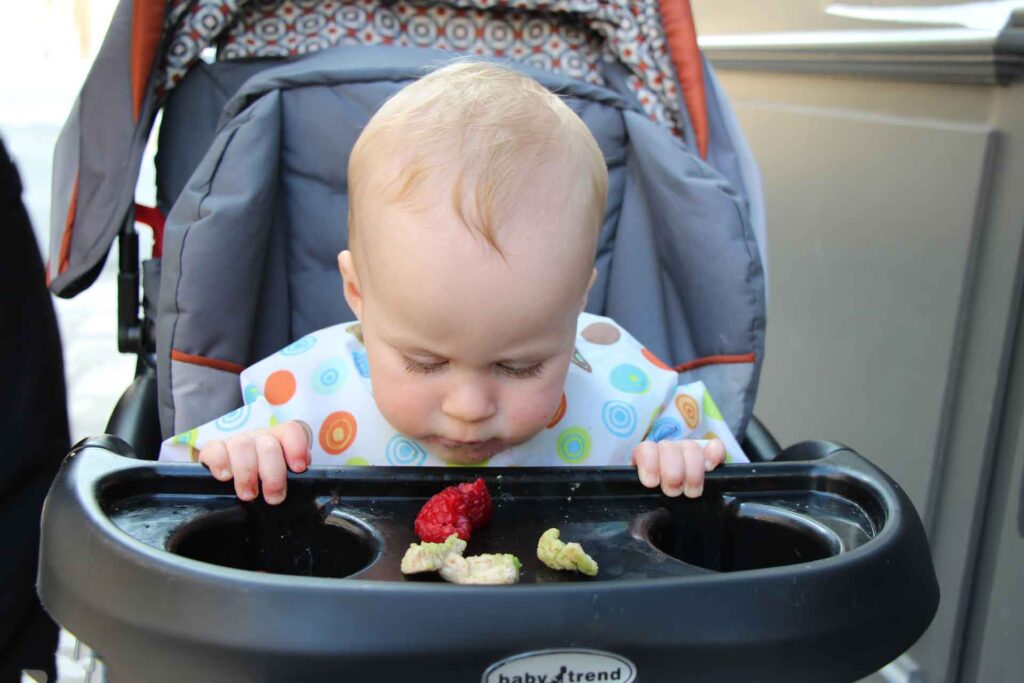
659, 0, 708, 159
171, 349, 245, 375
131, 0, 165, 122
674, 352, 755, 374
56, 172, 80, 278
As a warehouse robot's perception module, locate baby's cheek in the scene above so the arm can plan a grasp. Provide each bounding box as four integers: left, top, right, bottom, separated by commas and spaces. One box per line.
372, 376, 433, 435
507, 384, 564, 435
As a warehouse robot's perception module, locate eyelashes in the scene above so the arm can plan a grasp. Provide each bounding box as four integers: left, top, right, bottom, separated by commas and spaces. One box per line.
496, 363, 544, 380
403, 357, 544, 380
403, 358, 447, 375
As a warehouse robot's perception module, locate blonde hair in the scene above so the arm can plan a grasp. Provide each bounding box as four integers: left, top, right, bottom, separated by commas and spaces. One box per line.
348, 60, 608, 255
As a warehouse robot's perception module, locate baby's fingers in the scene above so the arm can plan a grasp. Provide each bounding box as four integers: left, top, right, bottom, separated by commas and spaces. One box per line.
703, 439, 726, 471
197, 440, 232, 481
226, 434, 260, 502
656, 441, 688, 497
680, 441, 707, 498
631, 441, 660, 489
272, 421, 311, 473
255, 433, 288, 505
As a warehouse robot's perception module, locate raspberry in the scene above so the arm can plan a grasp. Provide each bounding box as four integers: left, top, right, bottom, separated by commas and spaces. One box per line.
414, 478, 493, 543
414, 488, 471, 543
458, 478, 493, 528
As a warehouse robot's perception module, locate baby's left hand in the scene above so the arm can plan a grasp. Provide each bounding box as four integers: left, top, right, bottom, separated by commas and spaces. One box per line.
630, 439, 726, 498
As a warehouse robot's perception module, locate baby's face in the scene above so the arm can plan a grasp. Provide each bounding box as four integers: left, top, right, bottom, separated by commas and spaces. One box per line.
340, 183, 594, 464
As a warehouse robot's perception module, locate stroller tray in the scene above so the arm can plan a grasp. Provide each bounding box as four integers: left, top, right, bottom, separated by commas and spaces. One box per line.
39, 437, 938, 682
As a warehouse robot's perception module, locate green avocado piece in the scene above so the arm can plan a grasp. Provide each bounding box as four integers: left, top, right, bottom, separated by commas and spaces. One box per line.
537, 528, 598, 576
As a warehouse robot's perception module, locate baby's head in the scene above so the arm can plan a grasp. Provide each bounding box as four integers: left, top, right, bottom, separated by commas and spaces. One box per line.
338, 61, 608, 463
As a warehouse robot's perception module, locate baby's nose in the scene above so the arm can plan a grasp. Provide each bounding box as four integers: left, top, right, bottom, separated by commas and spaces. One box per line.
441, 379, 497, 424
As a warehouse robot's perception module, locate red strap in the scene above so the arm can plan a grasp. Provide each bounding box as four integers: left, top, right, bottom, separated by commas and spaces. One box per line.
134, 203, 165, 258
171, 349, 245, 375
674, 353, 755, 374
659, 0, 709, 159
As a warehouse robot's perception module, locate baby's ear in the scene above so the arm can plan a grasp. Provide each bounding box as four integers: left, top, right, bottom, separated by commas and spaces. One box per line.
337, 250, 364, 320
580, 268, 597, 312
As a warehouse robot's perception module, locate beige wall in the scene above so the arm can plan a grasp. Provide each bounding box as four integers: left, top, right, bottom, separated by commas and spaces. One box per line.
693, 1, 1024, 680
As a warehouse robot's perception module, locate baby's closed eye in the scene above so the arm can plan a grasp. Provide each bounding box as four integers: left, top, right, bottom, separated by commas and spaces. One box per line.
404, 357, 448, 375
494, 362, 544, 380
402, 356, 544, 380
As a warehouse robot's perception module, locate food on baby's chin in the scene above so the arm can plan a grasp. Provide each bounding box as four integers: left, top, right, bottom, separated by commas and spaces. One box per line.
400, 534, 467, 574
537, 528, 598, 576
414, 478, 493, 542
440, 553, 521, 585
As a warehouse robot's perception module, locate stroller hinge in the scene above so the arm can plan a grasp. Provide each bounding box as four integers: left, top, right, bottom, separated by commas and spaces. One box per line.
117, 213, 149, 355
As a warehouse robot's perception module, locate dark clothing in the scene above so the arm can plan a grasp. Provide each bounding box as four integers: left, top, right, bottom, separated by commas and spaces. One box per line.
0, 138, 68, 682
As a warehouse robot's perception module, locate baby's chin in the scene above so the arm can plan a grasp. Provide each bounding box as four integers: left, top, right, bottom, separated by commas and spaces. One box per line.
420, 437, 512, 465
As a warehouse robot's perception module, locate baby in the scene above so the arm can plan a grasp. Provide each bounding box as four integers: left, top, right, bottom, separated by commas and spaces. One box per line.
160, 61, 747, 503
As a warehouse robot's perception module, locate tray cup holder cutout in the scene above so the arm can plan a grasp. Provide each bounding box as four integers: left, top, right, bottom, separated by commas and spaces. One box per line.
640, 497, 846, 572
166, 505, 380, 578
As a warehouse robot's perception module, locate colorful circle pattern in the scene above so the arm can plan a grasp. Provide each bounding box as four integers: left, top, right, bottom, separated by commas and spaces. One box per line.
173, 428, 198, 447
676, 394, 700, 429
280, 335, 316, 355
243, 383, 262, 405
601, 400, 637, 438
650, 417, 682, 442
610, 363, 650, 394
312, 359, 348, 395
546, 392, 567, 429
581, 321, 621, 345
641, 347, 673, 371
319, 411, 357, 455
385, 436, 428, 466
557, 427, 592, 464
215, 405, 251, 432
703, 392, 725, 421
264, 370, 297, 405
352, 350, 370, 378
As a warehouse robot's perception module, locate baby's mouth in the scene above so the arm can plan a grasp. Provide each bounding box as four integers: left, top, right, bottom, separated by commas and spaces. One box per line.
422, 436, 507, 462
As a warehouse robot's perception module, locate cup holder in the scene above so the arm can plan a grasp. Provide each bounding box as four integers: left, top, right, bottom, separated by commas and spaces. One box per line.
167, 506, 379, 578
643, 499, 844, 572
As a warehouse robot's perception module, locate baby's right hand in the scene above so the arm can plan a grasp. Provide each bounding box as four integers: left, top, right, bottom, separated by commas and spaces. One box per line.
197, 421, 311, 505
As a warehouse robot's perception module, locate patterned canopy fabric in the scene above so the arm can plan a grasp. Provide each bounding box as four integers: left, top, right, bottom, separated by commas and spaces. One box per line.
159, 0, 689, 137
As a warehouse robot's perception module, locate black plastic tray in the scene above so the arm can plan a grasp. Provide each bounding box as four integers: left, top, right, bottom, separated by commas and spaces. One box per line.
39, 437, 938, 682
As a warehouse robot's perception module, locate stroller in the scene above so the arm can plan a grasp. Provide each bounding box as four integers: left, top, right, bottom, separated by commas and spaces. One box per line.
38, 1, 937, 681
